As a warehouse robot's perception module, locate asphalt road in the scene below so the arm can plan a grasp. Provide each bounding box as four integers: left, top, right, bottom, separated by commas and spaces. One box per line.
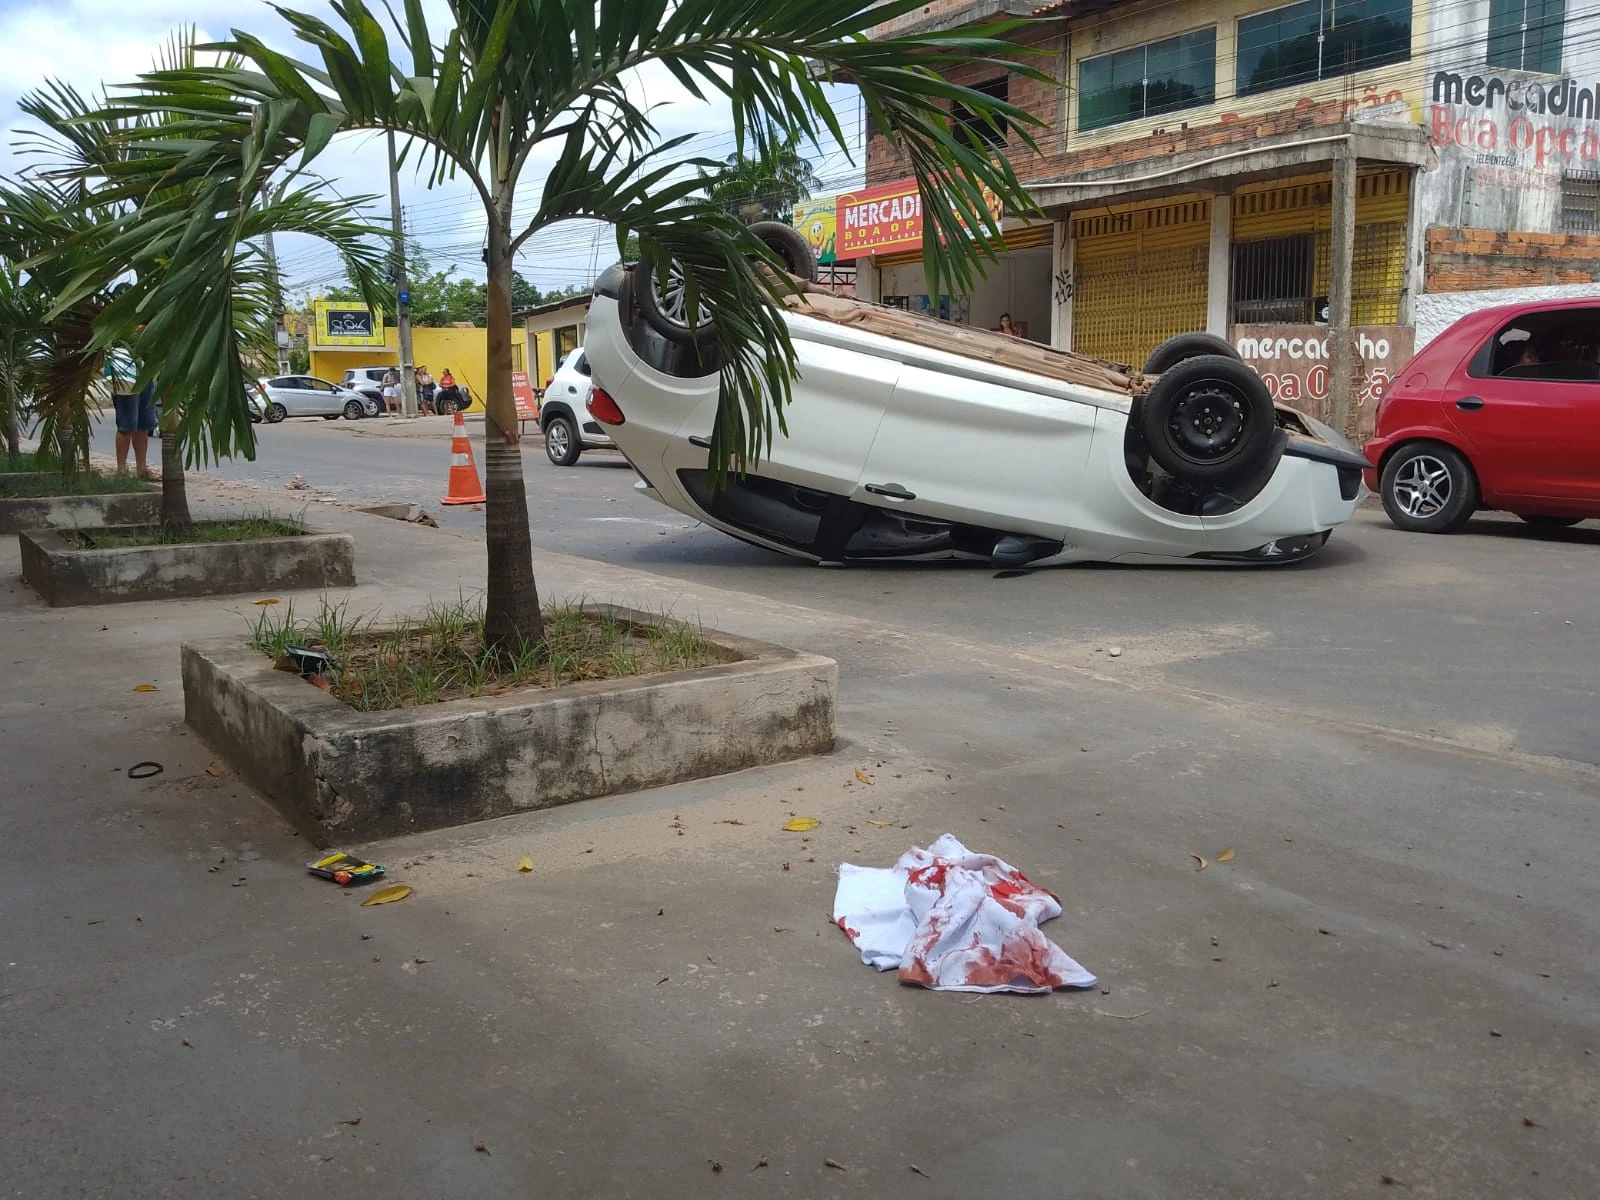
94, 414, 1600, 771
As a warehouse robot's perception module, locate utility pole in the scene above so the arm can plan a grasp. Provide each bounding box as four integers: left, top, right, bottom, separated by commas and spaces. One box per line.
262, 182, 290, 375
387, 129, 418, 418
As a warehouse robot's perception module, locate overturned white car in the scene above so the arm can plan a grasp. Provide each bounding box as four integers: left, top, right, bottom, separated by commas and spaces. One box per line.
582, 226, 1368, 569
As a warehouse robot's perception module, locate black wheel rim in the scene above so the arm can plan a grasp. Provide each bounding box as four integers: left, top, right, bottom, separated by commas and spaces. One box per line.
1166, 381, 1247, 464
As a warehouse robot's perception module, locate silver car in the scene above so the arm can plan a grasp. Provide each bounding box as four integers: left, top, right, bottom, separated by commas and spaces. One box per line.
253, 375, 380, 423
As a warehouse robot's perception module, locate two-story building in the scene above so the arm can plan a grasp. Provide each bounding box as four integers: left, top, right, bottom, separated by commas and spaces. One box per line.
838, 0, 1600, 436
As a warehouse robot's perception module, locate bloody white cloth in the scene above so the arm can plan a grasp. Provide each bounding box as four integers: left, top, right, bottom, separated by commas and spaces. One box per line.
832, 834, 1096, 994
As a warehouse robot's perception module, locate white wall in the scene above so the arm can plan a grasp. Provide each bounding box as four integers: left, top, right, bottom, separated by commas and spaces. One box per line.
1415, 280, 1600, 346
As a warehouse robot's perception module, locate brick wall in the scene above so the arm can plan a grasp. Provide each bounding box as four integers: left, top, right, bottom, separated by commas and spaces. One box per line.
1423, 227, 1600, 293
866, 91, 1358, 188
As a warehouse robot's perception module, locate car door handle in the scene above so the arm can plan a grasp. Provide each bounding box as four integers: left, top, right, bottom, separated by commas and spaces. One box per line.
688, 435, 712, 449
1456, 396, 1485, 411
865, 483, 916, 501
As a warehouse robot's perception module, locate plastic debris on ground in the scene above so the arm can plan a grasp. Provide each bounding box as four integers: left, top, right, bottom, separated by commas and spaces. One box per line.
307, 851, 387, 886
831, 833, 1096, 994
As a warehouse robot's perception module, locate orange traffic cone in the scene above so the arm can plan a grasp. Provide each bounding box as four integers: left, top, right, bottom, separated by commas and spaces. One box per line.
440, 410, 487, 505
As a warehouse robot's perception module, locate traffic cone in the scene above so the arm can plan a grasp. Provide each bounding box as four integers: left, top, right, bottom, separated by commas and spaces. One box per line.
440, 410, 487, 505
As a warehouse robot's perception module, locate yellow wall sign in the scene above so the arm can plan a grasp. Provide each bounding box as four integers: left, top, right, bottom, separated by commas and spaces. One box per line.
313, 300, 385, 347
794, 197, 837, 265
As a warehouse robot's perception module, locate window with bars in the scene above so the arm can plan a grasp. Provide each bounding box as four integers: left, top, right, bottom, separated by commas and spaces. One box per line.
1236, 0, 1411, 97
1561, 172, 1600, 231
1229, 222, 1406, 326
1077, 29, 1217, 132
1488, 0, 1564, 73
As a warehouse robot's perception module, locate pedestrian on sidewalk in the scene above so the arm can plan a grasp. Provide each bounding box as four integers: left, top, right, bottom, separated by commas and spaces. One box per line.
112, 353, 159, 479
381, 369, 400, 415
416, 365, 436, 414
436, 367, 461, 414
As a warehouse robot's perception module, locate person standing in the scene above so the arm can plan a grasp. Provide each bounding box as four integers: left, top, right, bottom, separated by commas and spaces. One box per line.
436, 367, 459, 413
381, 368, 400, 415
416, 365, 435, 413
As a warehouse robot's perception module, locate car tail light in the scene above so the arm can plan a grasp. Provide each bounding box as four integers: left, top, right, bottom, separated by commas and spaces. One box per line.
586, 387, 625, 426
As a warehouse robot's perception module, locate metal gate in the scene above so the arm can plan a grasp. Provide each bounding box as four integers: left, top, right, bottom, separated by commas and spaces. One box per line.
1071, 198, 1210, 367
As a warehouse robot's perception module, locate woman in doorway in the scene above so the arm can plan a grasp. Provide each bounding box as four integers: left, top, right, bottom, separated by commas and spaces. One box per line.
998, 312, 1018, 337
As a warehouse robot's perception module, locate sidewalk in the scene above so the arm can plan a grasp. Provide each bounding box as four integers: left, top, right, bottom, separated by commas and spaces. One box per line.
331, 411, 545, 441
3, 479, 1596, 1198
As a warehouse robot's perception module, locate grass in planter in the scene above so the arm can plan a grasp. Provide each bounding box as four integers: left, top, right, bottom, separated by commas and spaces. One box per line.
0, 465, 154, 497
249, 595, 732, 712
70, 515, 304, 549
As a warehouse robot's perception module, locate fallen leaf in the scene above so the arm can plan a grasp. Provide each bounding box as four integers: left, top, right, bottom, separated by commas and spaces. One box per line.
205, 763, 223, 778
1267, 979, 1280, 988
253, 598, 280, 606
1318, 927, 1334, 935
718, 818, 745, 825
1191, 854, 1208, 871
337, 1117, 362, 1127
783, 816, 820, 832
910, 1164, 931, 1178
854, 769, 873, 785
773, 926, 788, 933
361, 884, 413, 907
749, 1156, 768, 1172
132, 684, 158, 693
1490, 1028, 1503, 1037
474, 1142, 490, 1156
308, 674, 332, 692
1380, 1174, 1398, 1185
181, 1038, 191, 1047
1522, 1116, 1539, 1127
1216, 847, 1235, 862
824, 1158, 849, 1172
516, 856, 533, 873
867, 819, 894, 827
656, 976, 669, 986
709, 1160, 723, 1174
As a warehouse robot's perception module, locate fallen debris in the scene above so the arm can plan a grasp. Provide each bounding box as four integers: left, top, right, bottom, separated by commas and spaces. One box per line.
824, 1158, 849, 1172
516, 856, 534, 873
910, 1164, 931, 1178
783, 816, 820, 832
832, 833, 1096, 994
360, 884, 412, 906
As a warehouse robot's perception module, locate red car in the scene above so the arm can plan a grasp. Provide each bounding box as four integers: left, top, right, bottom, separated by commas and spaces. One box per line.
1365, 297, 1600, 532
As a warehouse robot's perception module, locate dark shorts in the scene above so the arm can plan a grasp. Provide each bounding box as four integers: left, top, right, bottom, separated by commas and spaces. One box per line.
113, 384, 158, 435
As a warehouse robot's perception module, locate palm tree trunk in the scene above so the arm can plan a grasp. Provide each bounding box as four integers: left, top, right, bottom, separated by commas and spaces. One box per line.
3, 371, 18, 458
159, 408, 191, 526
481, 209, 543, 653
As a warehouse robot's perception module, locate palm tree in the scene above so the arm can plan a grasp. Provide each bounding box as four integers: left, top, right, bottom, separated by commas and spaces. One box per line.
11, 35, 390, 524
96, 0, 1048, 650
0, 264, 46, 459
702, 138, 822, 225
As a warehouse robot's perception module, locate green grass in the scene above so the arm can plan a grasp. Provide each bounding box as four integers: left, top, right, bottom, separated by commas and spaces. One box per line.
69, 515, 303, 549
0, 466, 154, 498
249, 595, 731, 712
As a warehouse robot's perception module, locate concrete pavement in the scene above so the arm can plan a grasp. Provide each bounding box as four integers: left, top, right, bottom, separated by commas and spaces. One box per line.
3, 473, 1598, 1198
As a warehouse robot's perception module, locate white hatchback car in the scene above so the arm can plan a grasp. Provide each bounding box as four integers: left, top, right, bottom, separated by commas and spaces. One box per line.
581, 231, 1368, 569
538, 347, 615, 466
253, 375, 379, 422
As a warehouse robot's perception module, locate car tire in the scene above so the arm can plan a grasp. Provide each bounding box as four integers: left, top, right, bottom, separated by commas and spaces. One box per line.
1140, 355, 1275, 486
343, 399, 365, 420
544, 415, 581, 466
1379, 441, 1478, 533
266, 402, 287, 424
1517, 513, 1582, 527
1142, 332, 1242, 375
635, 253, 719, 349
748, 220, 819, 283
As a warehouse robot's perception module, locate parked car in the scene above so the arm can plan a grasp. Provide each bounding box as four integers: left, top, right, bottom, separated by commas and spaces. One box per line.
343, 366, 470, 414
1365, 298, 1600, 532
538, 347, 614, 466
253, 375, 378, 423
580, 225, 1368, 569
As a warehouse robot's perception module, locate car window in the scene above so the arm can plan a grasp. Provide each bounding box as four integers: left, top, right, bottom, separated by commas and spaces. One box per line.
575, 353, 591, 377
268, 376, 297, 388
1474, 308, 1600, 382
308, 379, 338, 392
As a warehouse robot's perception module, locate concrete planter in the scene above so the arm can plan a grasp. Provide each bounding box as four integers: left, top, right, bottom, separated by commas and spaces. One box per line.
19, 525, 355, 606
0, 478, 160, 534
181, 610, 837, 844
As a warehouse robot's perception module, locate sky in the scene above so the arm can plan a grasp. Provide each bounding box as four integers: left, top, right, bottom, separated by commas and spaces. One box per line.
0, 0, 867, 299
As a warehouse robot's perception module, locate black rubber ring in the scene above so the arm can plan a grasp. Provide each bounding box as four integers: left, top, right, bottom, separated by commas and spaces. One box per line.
127, 761, 164, 779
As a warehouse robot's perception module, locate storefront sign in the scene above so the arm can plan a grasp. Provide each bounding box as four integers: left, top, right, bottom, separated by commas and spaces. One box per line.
836, 177, 1004, 259
512, 370, 538, 420
1430, 69, 1600, 173
794, 197, 837, 265
313, 300, 385, 347
1233, 324, 1414, 440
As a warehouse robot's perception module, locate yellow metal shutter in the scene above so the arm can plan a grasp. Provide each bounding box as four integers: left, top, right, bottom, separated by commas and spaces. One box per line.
1072, 199, 1210, 367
